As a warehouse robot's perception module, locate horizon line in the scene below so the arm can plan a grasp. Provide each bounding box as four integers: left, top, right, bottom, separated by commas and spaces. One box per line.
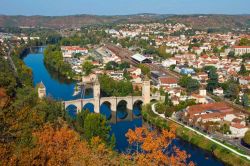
0, 13, 250, 17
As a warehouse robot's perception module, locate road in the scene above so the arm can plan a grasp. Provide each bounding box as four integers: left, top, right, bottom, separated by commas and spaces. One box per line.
151, 103, 250, 161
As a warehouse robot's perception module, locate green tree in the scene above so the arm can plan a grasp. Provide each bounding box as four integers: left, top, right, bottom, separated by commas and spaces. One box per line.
164, 106, 175, 117
179, 76, 200, 93
75, 110, 90, 134
243, 131, 250, 145
83, 113, 110, 143
164, 92, 173, 106
207, 69, 219, 92
155, 102, 167, 114
239, 64, 248, 76
227, 51, 235, 58
110, 134, 116, 150
225, 83, 240, 100
138, 64, 150, 77
239, 38, 250, 46
82, 61, 94, 76
220, 124, 231, 134
105, 61, 118, 70
242, 94, 249, 107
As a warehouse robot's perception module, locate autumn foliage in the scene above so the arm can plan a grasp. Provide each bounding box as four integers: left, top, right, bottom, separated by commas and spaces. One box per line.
0, 122, 127, 166
125, 126, 195, 166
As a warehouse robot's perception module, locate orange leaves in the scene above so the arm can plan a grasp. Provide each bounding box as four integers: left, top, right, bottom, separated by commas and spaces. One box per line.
125, 126, 194, 166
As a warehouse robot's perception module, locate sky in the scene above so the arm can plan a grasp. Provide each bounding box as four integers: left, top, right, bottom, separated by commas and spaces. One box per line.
1, 0, 250, 16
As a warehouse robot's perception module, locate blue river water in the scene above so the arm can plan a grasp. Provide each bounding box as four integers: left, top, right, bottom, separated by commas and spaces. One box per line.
23, 53, 224, 166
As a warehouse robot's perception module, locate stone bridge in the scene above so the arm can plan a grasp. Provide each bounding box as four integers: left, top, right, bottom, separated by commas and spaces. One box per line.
63, 95, 161, 114
63, 77, 162, 115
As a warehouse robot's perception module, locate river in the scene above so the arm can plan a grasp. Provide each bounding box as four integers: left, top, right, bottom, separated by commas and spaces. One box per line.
23, 52, 224, 166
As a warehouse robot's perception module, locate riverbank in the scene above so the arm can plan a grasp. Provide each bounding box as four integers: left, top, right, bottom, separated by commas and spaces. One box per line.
44, 45, 77, 80
142, 103, 250, 166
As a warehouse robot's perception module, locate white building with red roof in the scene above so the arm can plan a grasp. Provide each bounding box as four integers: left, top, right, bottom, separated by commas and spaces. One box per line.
158, 77, 178, 88
234, 46, 250, 55
61, 46, 88, 58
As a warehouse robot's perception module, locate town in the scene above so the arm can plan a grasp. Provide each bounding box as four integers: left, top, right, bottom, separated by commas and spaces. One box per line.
1, 14, 250, 165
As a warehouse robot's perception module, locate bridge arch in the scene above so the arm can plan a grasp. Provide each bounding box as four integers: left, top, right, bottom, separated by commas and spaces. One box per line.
133, 100, 143, 116
65, 104, 78, 119
82, 102, 95, 113
83, 87, 94, 99
100, 101, 112, 120
116, 100, 128, 119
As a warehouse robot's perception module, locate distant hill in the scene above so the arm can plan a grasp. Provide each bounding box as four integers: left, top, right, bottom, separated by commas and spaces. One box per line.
167, 15, 250, 29
0, 14, 170, 28
0, 14, 250, 29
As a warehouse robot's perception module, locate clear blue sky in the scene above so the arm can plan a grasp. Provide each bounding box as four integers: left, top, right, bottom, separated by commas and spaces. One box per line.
1, 0, 250, 16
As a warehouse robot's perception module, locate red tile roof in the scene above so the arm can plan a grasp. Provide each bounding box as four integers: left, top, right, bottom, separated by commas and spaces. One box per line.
234, 46, 250, 49
159, 77, 178, 84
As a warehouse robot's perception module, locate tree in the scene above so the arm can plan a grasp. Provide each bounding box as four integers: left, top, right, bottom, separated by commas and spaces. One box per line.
82, 61, 94, 76
243, 131, 250, 145
138, 64, 150, 77
178, 76, 200, 93
239, 64, 248, 76
227, 51, 235, 58
224, 82, 240, 100
164, 92, 173, 106
6, 123, 124, 165
110, 134, 116, 150
239, 38, 250, 46
242, 94, 249, 107
125, 127, 194, 166
206, 68, 219, 92
158, 45, 171, 59
83, 113, 110, 143
155, 102, 167, 114
119, 62, 130, 70
164, 106, 175, 118
105, 61, 118, 70
220, 123, 231, 134
75, 109, 90, 134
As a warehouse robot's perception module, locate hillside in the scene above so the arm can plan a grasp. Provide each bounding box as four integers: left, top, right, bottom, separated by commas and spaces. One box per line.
0, 14, 168, 28
0, 14, 250, 29
167, 15, 250, 29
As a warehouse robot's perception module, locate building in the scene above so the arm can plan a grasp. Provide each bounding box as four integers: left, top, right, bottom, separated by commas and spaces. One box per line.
230, 123, 249, 138
37, 81, 46, 99
158, 77, 178, 88
131, 54, 152, 64
127, 67, 141, 76
150, 71, 167, 85
234, 46, 250, 56
61, 46, 88, 58
213, 87, 224, 96
180, 68, 195, 75
190, 89, 208, 104
185, 102, 234, 123
162, 58, 177, 67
